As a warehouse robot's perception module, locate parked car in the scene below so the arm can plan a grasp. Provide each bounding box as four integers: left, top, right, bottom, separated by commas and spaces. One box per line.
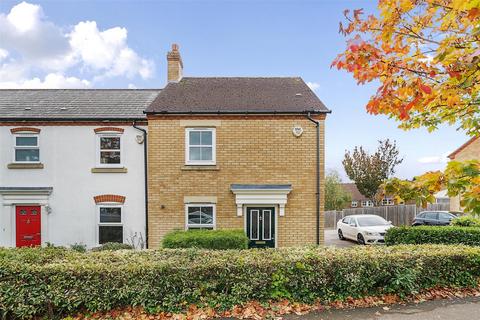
337, 215, 393, 245
412, 211, 458, 226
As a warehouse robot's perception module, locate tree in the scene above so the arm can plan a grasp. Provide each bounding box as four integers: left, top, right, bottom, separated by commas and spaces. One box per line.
325, 170, 352, 210
384, 160, 480, 214
343, 139, 403, 204
332, 0, 480, 135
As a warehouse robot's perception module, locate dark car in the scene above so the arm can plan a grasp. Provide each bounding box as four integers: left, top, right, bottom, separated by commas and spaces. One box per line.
412, 211, 458, 226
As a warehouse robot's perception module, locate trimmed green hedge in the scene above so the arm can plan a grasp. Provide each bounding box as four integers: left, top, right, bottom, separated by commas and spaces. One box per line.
452, 215, 480, 227
92, 242, 134, 251
385, 226, 480, 246
162, 229, 248, 249
2, 245, 480, 319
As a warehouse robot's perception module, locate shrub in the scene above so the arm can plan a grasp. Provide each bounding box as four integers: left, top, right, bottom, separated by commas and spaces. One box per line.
70, 243, 87, 253
162, 229, 248, 250
92, 242, 133, 251
1, 245, 480, 319
385, 226, 480, 246
452, 215, 480, 227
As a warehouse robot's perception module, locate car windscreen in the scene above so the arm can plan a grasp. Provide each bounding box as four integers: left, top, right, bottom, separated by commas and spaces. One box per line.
356, 216, 388, 227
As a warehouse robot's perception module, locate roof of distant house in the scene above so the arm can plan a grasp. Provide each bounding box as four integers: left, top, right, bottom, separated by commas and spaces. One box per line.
341, 183, 369, 201
448, 136, 479, 159
146, 77, 330, 114
0, 89, 160, 120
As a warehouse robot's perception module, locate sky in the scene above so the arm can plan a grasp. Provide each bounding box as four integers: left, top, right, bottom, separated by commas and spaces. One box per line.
0, 0, 469, 180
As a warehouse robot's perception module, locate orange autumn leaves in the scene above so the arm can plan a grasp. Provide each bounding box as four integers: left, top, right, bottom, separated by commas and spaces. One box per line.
333, 0, 480, 135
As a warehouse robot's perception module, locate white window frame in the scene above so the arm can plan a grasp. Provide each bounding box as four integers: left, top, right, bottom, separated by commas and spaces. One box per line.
185, 128, 216, 165
13, 133, 40, 163
382, 198, 394, 206
361, 200, 374, 207
97, 204, 124, 245
351, 201, 358, 208
96, 133, 123, 167
185, 203, 216, 230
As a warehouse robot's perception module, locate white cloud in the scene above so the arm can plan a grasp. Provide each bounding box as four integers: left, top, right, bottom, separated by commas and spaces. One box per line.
128, 83, 137, 89
0, 73, 91, 89
307, 81, 320, 91
0, 1, 155, 88
417, 152, 450, 164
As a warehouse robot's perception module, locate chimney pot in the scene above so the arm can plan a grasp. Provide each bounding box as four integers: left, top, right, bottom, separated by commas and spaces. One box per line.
167, 43, 183, 82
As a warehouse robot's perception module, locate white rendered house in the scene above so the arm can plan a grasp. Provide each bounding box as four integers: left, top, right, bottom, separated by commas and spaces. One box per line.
0, 89, 159, 248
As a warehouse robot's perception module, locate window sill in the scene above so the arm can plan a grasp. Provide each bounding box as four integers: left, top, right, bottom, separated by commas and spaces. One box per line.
181, 165, 219, 171
91, 167, 128, 173
7, 163, 44, 169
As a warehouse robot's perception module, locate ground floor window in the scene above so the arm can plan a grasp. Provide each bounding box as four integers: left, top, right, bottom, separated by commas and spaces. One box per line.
185, 204, 215, 229
98, 206, 123, 244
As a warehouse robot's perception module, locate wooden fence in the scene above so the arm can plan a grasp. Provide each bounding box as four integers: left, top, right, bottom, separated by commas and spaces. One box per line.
325, 203, 450, 229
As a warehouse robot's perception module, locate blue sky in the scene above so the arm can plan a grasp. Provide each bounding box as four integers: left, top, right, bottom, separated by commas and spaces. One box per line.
0, 0, 469, 179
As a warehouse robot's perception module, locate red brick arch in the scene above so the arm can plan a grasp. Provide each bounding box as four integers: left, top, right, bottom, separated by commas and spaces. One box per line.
94, 194, 126, 204
10, 127, 41, 133
94, 127, 125, 133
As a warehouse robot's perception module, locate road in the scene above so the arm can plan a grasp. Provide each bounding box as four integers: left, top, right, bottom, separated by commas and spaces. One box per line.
285, 297, 480, 320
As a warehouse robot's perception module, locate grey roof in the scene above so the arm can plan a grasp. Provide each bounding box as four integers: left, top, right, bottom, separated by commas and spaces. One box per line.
0, 89, 160, 120
231, 184, 292, 190
146, 77, 330, 114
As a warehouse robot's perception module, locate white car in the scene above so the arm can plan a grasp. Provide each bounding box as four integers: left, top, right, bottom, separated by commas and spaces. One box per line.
337, 215, 393, 245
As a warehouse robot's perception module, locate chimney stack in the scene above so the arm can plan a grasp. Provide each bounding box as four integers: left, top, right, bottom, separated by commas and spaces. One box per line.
167, 43, 183, 82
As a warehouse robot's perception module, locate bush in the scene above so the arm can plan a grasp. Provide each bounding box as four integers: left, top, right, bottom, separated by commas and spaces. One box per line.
92, 242, 133, 251
385, 226, 480, 246
452, 215, 480, 227
70, 243, 87, 253
1, 245, 480, 319
162, 229, 248, 250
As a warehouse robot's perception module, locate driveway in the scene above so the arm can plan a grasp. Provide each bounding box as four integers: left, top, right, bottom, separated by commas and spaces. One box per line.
285, 296, 480, 320
324, 229, 357, 248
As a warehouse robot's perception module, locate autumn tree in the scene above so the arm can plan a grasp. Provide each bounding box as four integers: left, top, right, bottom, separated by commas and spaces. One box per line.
343, 139, 403, 204
333, 0, 480, 135
384, 160, 480, 214
325, 170, 352, 210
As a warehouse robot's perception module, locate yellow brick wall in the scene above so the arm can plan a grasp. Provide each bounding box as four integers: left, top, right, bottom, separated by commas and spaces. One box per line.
449, 137, 480, 211
147, 115, 325, 248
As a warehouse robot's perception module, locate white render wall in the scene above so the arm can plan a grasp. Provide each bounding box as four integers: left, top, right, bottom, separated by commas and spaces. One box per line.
0, 125, 146, 248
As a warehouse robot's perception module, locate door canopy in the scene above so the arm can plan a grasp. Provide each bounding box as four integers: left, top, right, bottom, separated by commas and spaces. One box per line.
230, 184, 292, 216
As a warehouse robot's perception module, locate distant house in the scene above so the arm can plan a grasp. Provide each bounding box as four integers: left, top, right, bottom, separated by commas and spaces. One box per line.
448, 136, 479, 212
340, 183, 395, 208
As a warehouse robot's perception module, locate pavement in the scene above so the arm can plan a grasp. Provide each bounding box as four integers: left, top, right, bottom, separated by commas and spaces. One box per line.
324, 229, 357, 248
284, 296, 480, 320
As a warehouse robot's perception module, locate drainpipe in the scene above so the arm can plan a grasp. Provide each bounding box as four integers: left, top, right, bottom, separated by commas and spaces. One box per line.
306, 112, 320, 245
133, 121, 148, 249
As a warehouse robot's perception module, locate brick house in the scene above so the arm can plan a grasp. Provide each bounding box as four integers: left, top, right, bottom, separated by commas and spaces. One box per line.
448, 136, 480, 212
145, 45, 330, 248
0, 90, 157, 248
341, 183, 395, 208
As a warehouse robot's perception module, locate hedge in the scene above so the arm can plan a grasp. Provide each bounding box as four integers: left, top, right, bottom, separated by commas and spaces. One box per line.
2, 245, 480, 319
452, 215, 480, 227
161, 229, 248, 249
385, 226, 480, 246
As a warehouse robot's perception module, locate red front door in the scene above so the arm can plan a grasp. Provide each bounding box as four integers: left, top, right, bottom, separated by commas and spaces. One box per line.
16, 206, 41, 247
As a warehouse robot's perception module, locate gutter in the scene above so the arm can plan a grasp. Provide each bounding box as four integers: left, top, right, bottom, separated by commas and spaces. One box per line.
306, 112, 321, 246
144, 110, 331, 115
132, 121, 149, 249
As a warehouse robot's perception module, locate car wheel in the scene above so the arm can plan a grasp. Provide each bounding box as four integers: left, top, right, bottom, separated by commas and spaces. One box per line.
338, 229, 345, 240
357, 233, 365, 245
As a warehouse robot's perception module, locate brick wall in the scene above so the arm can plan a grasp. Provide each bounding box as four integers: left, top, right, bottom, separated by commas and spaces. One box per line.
449, 137, 480, 211
147, 115, 325, 248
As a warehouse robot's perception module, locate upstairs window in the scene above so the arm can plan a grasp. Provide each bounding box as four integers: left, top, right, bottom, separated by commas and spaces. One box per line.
14, 135, 40, 163
98, 206, 123, 244
351, 201, 358, 208
185, 128, 216, 165
97, 135, 122, 167
361, 200, 374, 207
382, 198, 394, 206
